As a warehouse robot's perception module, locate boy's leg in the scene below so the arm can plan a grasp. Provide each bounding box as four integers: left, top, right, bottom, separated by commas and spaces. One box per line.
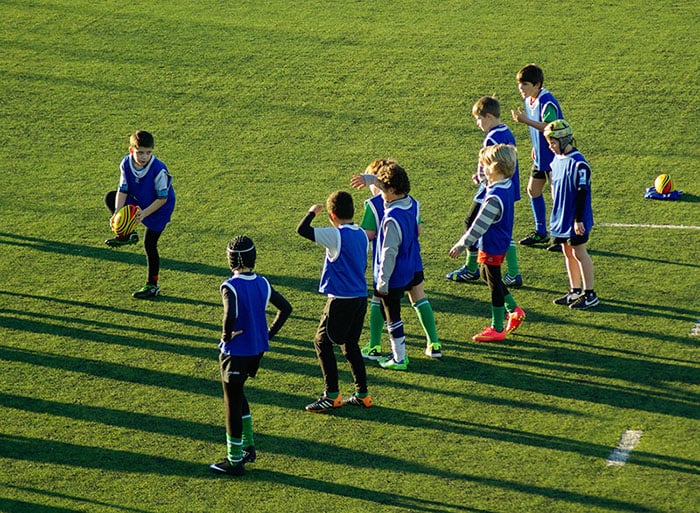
503, 241, 523, 287
520, 175, 549, 244
473, 263, 507, 342
446, 202, 481, 281
569, 241, 599, 309
407, 280, 441, 358
340, 298, 369, 395
312, 299, 340, 395
104, 191, 117, 214
378, 290, 408, 368
133, 228, 162, 298
361, 297, 384, 359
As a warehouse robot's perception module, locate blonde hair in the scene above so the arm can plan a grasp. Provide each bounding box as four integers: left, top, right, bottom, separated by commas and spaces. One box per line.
478, 144, 517, 178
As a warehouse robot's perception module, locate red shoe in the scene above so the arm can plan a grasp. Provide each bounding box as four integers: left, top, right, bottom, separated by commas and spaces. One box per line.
472, 326, 506, 342
505, 307, 526, 334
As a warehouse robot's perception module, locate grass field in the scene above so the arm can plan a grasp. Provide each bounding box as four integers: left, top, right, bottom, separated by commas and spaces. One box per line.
1, 1, 699, 512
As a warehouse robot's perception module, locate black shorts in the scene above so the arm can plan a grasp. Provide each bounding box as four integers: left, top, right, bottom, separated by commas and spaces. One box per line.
315, 296, 367, 346
554, 233, 589, 246
219, 353, 263, 384
374, 270, 425, 299
530, 166, 550, 180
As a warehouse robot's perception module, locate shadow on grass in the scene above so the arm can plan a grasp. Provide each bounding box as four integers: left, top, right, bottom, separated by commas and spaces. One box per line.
2, 485, 152, 513
0, 433, 662, 513
2, 389, 698, 478
0, 232, 319, 292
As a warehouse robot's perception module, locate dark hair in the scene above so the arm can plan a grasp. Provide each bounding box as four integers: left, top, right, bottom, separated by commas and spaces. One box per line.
516, 64, 544, 86
130, 130, 155, 148
326, 190, 354, 220
376, 161, 410, 195
227, 235, 256, 271
472, 96, 501, 118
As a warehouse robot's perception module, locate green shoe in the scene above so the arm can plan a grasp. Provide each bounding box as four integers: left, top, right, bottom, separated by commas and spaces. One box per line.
105, 232, 139, 247
133, 283, 160, 299
378, 355, 409, 371
360, 343, 382, 361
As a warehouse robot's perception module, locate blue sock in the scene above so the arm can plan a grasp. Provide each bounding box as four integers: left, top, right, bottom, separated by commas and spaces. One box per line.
531, 195, 547, 234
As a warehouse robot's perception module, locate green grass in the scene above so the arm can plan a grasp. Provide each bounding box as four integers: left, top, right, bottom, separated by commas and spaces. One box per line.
1, 1, 699, 512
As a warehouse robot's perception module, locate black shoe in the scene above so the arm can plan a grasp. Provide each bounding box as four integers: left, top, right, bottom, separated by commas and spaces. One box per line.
105, 232, 139, 247
133, 283, 160, 299
209, 458, 244, 476
546, 243, 562, 252
519, 231, 549, 246
569, 292, 599, 310
553, 290, 583, 306
242, 446, 256, 463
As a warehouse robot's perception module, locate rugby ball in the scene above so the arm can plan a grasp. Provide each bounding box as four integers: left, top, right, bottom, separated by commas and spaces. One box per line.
654, 174, 673, 195
111, 205, 140, 236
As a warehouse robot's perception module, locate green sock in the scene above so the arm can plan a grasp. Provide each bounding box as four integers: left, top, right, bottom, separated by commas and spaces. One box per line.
242, 414, 254, 447
369, 299, 384, 349
504, 294, 518, 314
492, 306, 505, 332
356, 392, 368, 398
505, 240, 519, 276
326, 391, 339, 399
466, 249, 479, 272
412, 298, 439, 344
226, 433, 243, 463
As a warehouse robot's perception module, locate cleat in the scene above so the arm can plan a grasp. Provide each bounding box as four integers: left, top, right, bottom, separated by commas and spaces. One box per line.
305, 393, 343, 413
503, 274, 523, 287
569, 292, 599, 310
553, 290, 583, 306
546, 243, 562, 252
378, 355, 409, 371
133, 283, 160, 299
105, 232, 139, 247
209, 458, 244, 476
242, 446, 256, 463
472, 326, 506, 342
424, 342, 442, 359
505, 307, 526, 334
519, 231, 549, 246
343, 393, 373, 408
360, 343, 383, 361
446, 265, 480, 282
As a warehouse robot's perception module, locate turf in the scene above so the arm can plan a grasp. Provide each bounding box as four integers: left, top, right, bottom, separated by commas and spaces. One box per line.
0, 1, 698, 512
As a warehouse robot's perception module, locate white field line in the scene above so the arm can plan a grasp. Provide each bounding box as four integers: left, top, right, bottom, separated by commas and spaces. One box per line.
597, 222, 700, 230
606, 430, 644, 467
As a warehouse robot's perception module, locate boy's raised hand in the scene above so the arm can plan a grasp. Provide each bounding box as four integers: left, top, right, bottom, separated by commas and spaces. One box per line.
350, 174, 367, 189
309, 204, 324, 216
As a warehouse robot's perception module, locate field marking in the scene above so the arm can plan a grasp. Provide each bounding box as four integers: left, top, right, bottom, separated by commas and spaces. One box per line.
597, 222, 700, 230
606, 430, 643, 467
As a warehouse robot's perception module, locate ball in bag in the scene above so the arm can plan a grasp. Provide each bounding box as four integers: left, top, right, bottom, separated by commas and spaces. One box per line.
111, 205, 140, 237
654, 174, 673, 194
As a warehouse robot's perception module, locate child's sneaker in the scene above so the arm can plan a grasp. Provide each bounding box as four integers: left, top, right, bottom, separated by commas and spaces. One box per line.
553, 290, 583, 306
424, 342, 442, 359
378, 355, 409, 370
519, 231, 549, 245
209, 458, 244, 476
503, 274, 523, 287
505, 307, 526, 334
342, 393, 373, 408
105, 232, 139, 247
133, 283, 160, 299
472, 326, 506, 342
305, 393, 343, 413
445, 265, 480, 282
569, 292, 599, 310
242, 446, 256, 463
360, 343, 383, 361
